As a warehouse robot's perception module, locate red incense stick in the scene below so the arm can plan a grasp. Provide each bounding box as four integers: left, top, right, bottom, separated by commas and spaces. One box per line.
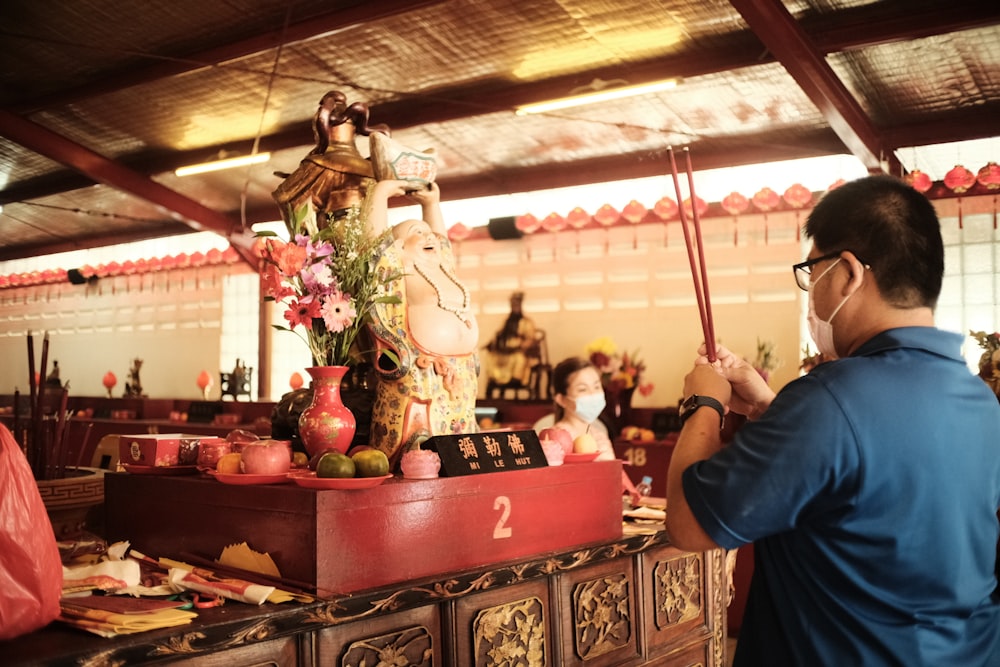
667, 147, 717, 362
683, 148, 717, 361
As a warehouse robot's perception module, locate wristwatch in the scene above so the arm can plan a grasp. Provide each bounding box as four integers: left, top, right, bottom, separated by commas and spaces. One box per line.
678, 394, 725, 429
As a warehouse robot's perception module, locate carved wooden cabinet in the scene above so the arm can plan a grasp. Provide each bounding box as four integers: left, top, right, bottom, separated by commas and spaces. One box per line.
310, 538, 724, 667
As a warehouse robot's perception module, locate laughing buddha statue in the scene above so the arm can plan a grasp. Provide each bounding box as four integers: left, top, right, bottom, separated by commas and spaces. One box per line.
364, 178, 480, 468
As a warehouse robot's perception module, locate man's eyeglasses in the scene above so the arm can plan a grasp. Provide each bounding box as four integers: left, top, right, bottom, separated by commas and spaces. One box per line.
792, 251, 870, 291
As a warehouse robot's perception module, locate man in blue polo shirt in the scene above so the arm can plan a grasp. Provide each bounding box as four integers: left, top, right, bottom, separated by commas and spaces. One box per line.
667, 175, 1000, 666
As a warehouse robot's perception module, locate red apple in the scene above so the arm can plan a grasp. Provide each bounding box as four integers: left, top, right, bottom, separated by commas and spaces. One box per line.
539, 427, 574, 455
240, 440, 291, 475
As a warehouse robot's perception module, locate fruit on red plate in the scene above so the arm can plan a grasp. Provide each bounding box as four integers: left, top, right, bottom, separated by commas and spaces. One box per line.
240, 440, 291, 475
316, 451, 356, 479
573, 432, 598, 454
308, 447, 340, 471
539, 427, 574, 455
352, 449, 390, 477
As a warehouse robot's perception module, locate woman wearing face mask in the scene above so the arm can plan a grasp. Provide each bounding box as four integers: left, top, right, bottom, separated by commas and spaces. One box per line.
534, 357, 615, 461
534, 357, 641, 504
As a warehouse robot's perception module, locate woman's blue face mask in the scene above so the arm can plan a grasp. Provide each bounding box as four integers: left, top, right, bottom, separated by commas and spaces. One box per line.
572, 392, 606, 423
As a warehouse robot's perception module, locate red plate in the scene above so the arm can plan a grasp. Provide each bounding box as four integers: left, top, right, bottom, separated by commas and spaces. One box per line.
563, 452, 599, 464
288, 471, 392, 489
123, 464, 198, 475
206, 470, 291, 485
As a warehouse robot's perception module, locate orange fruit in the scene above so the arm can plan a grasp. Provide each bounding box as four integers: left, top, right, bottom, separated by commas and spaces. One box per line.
352, 449, 389, 478
291, 451, 309, 467
316, 452, 355, 479
216, 452, 242, 475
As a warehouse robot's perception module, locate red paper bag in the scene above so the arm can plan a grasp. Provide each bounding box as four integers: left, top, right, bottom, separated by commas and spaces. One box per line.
0, 424, 62, 640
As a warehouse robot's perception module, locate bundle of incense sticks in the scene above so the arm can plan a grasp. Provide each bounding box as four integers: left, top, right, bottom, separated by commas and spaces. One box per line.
667, 147, 717, 362
24, 331, 78, 479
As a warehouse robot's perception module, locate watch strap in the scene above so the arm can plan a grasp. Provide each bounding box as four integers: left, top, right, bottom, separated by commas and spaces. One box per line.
679, 394, 725, 429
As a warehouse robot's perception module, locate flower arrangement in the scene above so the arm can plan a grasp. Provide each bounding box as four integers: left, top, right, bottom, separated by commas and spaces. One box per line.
258, 195, 401, 367
585, 336, 654, 396
753, 338, 781, 374
970, 330, 1000, 399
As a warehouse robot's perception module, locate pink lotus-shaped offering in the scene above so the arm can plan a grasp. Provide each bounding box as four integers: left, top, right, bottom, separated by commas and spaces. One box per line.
541, 440, 565, 466
401, 449, 441, 479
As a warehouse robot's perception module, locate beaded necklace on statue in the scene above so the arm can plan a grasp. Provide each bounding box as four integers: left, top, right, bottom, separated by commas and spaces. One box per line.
413, 261, 472, 328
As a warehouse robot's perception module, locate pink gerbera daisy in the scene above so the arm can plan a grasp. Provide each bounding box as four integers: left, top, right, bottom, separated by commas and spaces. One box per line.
321, 292, 356, 333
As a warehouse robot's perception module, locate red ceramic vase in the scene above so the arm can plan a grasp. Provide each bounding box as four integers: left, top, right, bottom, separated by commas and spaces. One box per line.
297, 366, 357, 457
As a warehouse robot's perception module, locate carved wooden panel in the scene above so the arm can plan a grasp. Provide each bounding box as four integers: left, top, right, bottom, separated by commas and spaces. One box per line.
472, 596, 546, 665
641, 545, 725, 667
453, 578, 551, 666
555, 557, 641, 667
341, 625, 434, 667
315, 604, 441, 666
165, 636, 299, 666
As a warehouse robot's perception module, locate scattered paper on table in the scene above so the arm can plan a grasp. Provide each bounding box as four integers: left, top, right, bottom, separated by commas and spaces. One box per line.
219, 542, 280, 577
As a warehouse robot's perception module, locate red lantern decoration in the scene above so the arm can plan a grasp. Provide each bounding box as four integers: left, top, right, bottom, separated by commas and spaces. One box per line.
621, 200, 647, 224
566, 207, 591, 229
289, 372, 304, 391
652, 196, 678, 220
222, 247, 241, 263
102, 371, 117, 398
190, 251, 206, 266
682, 196, 708, 219
753, 187, 781, 245
593, 204, 620, 227
515, 214, 540, 234
977, 162, 1000, 190
541, 213, 566, 233
196, 370, 212, 399
944, 165, 975, 194
206, 248, 223, 264
720, 192, 749, 216
782, 183, 813, 209
447, 222, 471, 242
174, 253, 190, 268
905, 170, 933, 193
752, 187, 780, 212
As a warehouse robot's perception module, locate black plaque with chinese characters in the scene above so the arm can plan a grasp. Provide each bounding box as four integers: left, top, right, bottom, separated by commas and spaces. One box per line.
424, 429, 548, 477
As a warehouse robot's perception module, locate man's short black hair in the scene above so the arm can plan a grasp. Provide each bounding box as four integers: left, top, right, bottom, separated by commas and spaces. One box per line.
803, 175, 944, 309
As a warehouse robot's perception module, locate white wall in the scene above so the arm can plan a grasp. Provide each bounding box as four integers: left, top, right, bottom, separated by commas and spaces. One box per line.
0, 269, 226, 399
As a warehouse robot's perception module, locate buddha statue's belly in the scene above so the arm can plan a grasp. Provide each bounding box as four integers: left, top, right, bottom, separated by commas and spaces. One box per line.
407, 304, 479, 355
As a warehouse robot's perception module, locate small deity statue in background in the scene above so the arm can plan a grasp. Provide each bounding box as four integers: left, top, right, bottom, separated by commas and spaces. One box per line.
485, 291, 542, 394
44, 360, 62, 388
364, 179, 480, 469
124, 357, 144, 398
231, 359, 246, 385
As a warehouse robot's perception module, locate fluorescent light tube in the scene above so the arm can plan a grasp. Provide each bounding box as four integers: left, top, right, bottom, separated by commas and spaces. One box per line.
515, 79, 678, 115
175, 153, 271, 177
